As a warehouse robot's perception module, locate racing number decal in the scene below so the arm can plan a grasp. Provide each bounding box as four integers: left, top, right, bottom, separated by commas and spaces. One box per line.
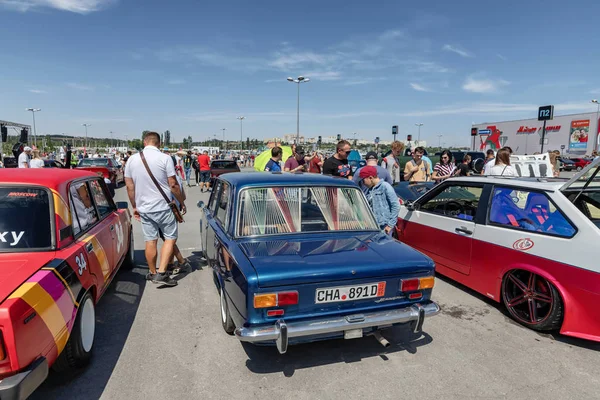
75, 253, 87, 275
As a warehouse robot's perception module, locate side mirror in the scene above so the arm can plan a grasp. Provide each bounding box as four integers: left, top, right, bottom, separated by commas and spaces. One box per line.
405, 201, 419, 211
197, 200, 205, 209
116, 201, 129, 210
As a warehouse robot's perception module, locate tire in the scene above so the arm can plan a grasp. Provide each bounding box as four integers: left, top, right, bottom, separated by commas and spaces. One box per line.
577, 166, 582, 171
52, 291, 96, 372
121, 232, 135, 270
219, 286, 236, 335
502, 270, 563, 332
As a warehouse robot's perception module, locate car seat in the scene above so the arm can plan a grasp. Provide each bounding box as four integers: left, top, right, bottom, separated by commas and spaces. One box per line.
524, 193, 550, 225
489, 188, 532, 228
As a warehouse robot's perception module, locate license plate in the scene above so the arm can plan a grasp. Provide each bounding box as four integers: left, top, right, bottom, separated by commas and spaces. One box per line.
315, 282, 386, 304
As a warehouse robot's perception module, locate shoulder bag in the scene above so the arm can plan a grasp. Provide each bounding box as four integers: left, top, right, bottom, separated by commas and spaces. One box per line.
140, 151, 184, 223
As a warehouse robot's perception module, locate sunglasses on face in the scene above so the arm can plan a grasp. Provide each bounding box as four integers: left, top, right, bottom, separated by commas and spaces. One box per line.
441, 156, 449, 160
344, 150, 352, 155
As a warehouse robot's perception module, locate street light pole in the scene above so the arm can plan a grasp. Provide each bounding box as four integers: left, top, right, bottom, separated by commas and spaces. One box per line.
437, 134, 443, 149
110, 131, 114, 148
82, 124, 91, 150
221, 128, 226, 150
592, 99, 600, 152
415, 123, 424, 143
237, 116, 245, 150
287, 76, 310, 145
26, 108, 41, 147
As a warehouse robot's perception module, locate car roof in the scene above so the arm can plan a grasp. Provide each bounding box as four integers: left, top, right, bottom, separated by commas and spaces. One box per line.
0, 169, 97, 188
220, 172, 359, 189
444, 175, 567, 191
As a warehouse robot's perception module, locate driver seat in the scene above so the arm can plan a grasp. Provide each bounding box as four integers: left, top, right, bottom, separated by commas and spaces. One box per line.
489, 189, 524, 227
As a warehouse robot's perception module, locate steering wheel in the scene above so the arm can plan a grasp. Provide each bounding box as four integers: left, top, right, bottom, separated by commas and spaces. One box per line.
443, 200, 465, 217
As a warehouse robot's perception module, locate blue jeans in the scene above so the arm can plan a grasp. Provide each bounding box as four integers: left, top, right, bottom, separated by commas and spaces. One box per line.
185, 168, 192, 185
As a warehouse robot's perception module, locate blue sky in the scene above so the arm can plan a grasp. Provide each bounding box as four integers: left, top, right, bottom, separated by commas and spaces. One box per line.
1, 0, 599, 147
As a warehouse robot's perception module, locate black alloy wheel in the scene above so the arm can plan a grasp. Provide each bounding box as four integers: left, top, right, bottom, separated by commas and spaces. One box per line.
502, 270, 563, 331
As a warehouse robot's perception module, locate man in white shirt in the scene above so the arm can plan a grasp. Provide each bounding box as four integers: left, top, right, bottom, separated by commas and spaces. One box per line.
18, 147, 32, 168
124, 132, 186, 287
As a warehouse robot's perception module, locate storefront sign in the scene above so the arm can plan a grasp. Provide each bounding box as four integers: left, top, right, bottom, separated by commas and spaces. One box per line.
517, 125, 561, 134
569, 120, 590, 150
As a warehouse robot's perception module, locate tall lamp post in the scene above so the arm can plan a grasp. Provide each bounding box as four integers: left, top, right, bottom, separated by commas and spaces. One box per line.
25, 108, 41, 147
82, 124, 91, 151
437, 134, 443, 149
221, 128, 227, 150
592, 99, 600, 152
287, 76, 310, 145
415, 123, 424, 143
237, 116, 245, 150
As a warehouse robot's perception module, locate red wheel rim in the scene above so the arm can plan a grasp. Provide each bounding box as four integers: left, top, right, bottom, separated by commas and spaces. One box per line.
503, 270, 554, 325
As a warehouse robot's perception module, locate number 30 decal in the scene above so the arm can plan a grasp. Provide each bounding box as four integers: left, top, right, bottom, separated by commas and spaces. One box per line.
75, 253, 87, 276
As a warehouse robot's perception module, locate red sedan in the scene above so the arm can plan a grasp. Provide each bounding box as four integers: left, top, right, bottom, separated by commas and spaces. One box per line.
570, 158, 591, 171
0, 169, 133, 398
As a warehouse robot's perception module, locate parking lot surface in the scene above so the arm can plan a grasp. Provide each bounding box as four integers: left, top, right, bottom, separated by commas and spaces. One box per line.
34, 169, 600, 400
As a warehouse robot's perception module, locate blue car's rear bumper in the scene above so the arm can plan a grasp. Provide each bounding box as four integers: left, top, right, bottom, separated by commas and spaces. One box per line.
235, 301, 440, 353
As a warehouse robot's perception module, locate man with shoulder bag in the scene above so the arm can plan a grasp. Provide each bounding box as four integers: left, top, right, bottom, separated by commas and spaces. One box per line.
124, 132, 186, 287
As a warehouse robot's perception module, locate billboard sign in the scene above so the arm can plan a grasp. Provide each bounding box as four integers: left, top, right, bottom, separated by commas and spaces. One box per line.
569, 120, 590, 150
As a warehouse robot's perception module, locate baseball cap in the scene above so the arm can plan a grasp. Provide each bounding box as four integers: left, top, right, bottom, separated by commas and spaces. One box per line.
23, 146, 32, 151
365, 151, 378, 160
295, 146, 305, 154
359, 166, 377, 179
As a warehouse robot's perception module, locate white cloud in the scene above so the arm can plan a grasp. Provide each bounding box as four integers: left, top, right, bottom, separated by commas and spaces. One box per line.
28, 89, 47, 94
462, 77, 510, 93
302, 71, 341, 81
167, 79, 186, 85
67, 82, 94, 91
343, 77, 387, 86
442, 44, 473, 58
410, 83, 431, 92
496, 53, 507, 61
0, 0, 116, 13
183, 111, 288, 122
590, 89, 600, 95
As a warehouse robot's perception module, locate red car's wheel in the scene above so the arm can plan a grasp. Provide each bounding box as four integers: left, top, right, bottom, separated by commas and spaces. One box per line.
502, 270, 563, 331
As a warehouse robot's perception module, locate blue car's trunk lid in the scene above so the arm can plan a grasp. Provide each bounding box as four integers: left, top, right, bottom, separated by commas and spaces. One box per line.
238, 232, 433, 288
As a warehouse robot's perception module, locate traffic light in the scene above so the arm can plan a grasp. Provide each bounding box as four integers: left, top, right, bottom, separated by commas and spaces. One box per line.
337, 134, 341, 141
471, 127, 478, 136
20, 128, 28, 143
392, 126, 398, 136
317, 136, 322, 146
1, 125, 7, 143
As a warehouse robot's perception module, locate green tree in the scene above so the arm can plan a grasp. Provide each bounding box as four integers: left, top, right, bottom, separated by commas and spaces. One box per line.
164, 130, 171, 146
141, 130, 150, 140
130, 139, 143, 150
246, 137, 250, 150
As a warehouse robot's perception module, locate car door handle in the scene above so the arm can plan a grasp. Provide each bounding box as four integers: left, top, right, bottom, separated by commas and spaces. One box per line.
455, 227, 473, 235
86, 242, 94, 253
110, 225, 114, 231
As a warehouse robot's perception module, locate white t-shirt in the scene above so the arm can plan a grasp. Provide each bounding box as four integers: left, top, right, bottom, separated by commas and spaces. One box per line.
124, 146, 177, 213
482, 158, 495, 175
30, 159, 44, 168
486, 164, 518, 177
18, 152, 30, 168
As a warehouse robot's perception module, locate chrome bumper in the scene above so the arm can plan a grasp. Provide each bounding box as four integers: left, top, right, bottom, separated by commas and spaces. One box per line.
235, 302, 440, 354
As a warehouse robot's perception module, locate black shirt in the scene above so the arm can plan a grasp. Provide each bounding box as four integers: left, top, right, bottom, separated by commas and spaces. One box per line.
322, 156, 352, 178
457, 163, 470, 176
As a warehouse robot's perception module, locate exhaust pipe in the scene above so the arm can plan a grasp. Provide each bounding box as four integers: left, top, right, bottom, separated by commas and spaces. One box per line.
372, 331, 390, 348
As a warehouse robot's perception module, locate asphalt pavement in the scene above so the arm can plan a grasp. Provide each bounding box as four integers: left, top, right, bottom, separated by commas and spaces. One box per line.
34, 167, 600, 400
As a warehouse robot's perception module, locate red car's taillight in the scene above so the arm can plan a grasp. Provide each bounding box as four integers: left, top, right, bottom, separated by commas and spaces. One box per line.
400, 276, 435, 292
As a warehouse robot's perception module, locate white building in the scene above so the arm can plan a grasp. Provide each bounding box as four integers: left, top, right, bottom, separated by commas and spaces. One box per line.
472, 112, 599, 155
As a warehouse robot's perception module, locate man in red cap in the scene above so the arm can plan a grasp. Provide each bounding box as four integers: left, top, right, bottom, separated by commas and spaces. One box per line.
359, 166, 400, 235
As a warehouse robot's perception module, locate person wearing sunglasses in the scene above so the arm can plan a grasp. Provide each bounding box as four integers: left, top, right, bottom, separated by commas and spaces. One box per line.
432, 149, 456, 182
322, 140, 353, 178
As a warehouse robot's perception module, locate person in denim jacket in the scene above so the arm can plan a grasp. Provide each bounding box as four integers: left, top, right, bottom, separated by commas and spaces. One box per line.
360, 166, 400, 235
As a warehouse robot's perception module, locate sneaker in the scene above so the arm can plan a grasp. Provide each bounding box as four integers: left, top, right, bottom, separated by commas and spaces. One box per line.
146, 272, 156, 281
173, 260, 192, 274
152, 272, 178, 286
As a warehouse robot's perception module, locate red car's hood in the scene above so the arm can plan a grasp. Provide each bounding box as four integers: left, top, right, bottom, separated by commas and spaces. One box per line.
0, 252, 56, 303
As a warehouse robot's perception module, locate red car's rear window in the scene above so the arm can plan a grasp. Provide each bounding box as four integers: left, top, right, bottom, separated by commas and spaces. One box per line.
211, 161, 238, 169
0, 187, 52, 251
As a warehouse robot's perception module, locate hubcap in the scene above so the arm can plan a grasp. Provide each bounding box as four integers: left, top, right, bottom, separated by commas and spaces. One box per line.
504, 270, 553, 325
80, 297, 95, 353
220, 288, 227, 323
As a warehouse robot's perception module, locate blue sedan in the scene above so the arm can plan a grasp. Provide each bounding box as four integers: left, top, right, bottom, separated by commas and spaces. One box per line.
198, 172, 439, 353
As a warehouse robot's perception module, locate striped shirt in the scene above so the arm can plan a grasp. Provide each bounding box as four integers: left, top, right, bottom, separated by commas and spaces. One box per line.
434, 162, 456, 181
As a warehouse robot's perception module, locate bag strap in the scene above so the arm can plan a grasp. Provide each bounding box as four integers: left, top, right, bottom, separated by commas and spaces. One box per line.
140, 151, 172, 205
501, 165, 507, 176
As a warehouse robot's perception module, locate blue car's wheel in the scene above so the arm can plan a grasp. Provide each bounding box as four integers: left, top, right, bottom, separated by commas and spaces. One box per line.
220, 286, 235, 335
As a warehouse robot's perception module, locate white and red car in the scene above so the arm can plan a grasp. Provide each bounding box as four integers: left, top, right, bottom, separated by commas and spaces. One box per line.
395, 158, 600, 341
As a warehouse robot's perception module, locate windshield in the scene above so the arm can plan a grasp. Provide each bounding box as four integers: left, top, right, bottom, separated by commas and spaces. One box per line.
0, 187, 52, 251
78, 159, 110, 167
237, 186, 378, 236
212, 161, 238, 169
